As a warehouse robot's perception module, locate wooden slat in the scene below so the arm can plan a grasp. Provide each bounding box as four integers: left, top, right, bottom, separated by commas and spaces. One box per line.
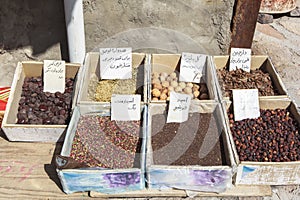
0, 130, 89, 199
90, 185, 272, 198
0, 129, 272, 199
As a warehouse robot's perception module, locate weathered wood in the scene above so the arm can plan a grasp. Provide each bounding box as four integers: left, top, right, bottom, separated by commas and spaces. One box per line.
90, 185, 272, 198
0, 130, 89, 199
0, 129, 272, 199
230, 0, 262, 49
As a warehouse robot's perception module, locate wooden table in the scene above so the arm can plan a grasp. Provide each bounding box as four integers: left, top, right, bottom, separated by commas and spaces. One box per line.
0, 130, 272, 199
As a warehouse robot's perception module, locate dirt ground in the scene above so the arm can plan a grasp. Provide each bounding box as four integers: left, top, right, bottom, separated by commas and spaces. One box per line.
0, 1, 300, 200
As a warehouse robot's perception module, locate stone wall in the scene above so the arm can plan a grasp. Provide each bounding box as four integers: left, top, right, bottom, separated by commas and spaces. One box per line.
83, 0, 234, 54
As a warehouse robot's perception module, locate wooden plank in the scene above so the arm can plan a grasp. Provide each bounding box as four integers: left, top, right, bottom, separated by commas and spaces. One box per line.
0, 130, 89, 199
90, 185, 272, 198
230, 0, 262, 49
0, 129, 272, 199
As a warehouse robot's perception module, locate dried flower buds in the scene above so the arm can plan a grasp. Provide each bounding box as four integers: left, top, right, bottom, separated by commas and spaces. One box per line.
70, 115, 141, 169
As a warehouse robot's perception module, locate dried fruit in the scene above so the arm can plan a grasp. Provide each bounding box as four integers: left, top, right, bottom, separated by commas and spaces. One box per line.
229, 108, 300, 162
16, 77, 74, 125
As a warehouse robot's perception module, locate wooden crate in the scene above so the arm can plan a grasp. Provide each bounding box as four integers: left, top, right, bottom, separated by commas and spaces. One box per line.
78, 52, 147, 104
146, 102, 235, 193
223, 98, 300, 185
213, 55, 289, 102
150, 54, 218, 103
56, 104, 147, 194
2, 61, 82, 142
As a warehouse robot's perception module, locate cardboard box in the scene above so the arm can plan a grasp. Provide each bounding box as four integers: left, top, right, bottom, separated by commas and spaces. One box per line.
213, 55, 288, 102
149, 54, 218, 103
78, 52, 147, 104
146, 103, 235, 193
224, 98, 300, 185
56, 104, 147, 194
2, 61, 82, 142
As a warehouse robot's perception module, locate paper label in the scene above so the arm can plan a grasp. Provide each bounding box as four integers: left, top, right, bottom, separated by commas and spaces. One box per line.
111, 94, 141, 121
229, 48, 251, 72
43, 60, 65, 93
167, 91, 191, 123
100, 48, 132, 79
179, 52, 207, 83
232, 89, 260, 121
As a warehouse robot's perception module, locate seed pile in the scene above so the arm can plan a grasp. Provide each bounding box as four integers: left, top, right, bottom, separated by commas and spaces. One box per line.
229, 109, 300, 162
89, 66, 143, 102
70, 115, 141, 169
151, 72, 209, 101
151, 113, 223, 166
217, 68, 277, 97
17, 76, 74, 125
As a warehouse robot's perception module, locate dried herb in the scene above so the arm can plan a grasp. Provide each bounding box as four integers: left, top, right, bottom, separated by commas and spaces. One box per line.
89, 65, 143, 102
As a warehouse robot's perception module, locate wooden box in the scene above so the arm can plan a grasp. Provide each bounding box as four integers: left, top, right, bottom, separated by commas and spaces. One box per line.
56, 104, 147, 194
224, 98, 300, 185
149, 54, 218, 103
146, 103, 235, 193
213, 55, 288, 102
78, 52, 147, 104
2, 61, 82, 142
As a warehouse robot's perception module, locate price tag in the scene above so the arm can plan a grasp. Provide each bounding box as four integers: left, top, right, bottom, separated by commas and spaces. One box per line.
167, 91, 191, 123
179, 52, 206, 83
100, 48, 132, 79
232, 89, 260, 121
111, 94, 141, 121
229, 48, 251, 72
43, 60, 65, 93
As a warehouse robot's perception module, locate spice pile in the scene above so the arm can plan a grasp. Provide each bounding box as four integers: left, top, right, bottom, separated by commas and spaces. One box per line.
229, 109, 300, 162
88, 66, 143, 102
17, 77, 74, 125
70, 115, 141, 169
217, 68, 277, 97
151, 113, 224, 166
151, 72, 209, 100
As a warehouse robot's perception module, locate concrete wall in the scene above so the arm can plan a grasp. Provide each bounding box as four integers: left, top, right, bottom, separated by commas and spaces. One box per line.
83, 0, 234, 54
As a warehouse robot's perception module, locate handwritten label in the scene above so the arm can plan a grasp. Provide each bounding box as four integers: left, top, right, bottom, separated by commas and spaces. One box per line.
167, 91, 191, 123
100, 48, 132, 79
229, 48, 251, 72
111, 94, 141, 121
43, 60, 65, 93
179, 52, 207, 83
232, 89, 260, 121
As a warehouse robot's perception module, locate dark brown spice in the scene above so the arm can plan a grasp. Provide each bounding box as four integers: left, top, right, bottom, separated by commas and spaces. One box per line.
151, 113, 224, 166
